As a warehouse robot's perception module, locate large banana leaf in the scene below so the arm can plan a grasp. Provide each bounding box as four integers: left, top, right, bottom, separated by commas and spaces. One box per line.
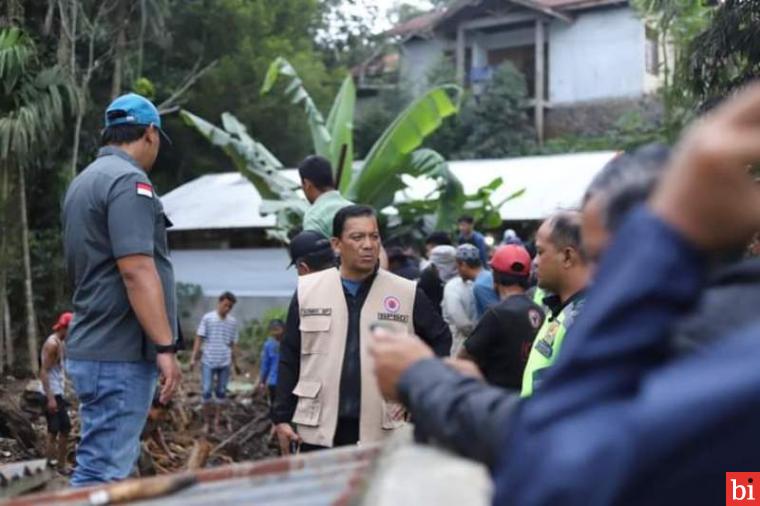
180, 109, 301, 202
325, 75, 355, 192
349, 85, 462, 209
404, 149, 466, 230
261, 57, 331, 160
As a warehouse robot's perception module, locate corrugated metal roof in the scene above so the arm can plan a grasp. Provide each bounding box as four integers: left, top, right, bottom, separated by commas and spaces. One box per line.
0, 459, 55, 500
162, 152, 618, 231
7, 431, 493, 506
171, 248, 297, 298
6, 445, 380, 506
401, 151, 619, 221
161, 172, 297, 231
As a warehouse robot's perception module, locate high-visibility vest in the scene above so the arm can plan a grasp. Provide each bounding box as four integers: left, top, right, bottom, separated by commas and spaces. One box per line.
531, 287, 546, 307
521, 296, 583, 397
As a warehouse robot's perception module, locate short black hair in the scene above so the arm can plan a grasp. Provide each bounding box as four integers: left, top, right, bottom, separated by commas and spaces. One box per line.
548, 211, 584, 258
457, 215, 474, 224
493, 269, 529, 289
298, 155, 335, 190
425, 231, 452, 247
219, 291, 237, 304
299, 249, 336, 271
268, 319, 285, 329
101, 124, 148, 146
583, 143, 670, 233
332, 205, 376, 239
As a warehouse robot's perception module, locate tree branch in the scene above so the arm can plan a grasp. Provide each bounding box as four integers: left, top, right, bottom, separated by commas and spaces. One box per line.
157, 58, 218, 112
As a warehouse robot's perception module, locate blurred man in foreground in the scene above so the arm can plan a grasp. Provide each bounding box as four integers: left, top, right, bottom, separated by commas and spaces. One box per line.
375, 84, 760, 505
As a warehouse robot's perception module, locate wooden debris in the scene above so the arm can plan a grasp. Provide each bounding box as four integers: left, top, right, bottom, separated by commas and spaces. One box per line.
186, 439, 211, 471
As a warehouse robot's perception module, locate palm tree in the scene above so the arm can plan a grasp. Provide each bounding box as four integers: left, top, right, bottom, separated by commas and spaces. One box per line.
0, 27, 76, 372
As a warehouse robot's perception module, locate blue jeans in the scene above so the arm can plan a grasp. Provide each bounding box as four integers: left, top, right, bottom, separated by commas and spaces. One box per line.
202, 364, 230, 403
66, 359, 157, 487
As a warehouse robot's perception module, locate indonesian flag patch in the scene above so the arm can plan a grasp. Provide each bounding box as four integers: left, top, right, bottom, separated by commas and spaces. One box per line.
136, 182, 153, 198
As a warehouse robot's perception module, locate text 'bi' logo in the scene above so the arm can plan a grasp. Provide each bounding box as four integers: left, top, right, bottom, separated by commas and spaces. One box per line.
727, 473, 760, 505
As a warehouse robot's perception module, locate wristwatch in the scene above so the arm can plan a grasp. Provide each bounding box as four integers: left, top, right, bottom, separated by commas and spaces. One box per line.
155, 343, 177, 354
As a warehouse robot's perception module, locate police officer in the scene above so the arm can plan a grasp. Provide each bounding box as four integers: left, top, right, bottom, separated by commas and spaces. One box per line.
62, 93, 181, 486
521, 211, 591, 397
273, 205, 451, 453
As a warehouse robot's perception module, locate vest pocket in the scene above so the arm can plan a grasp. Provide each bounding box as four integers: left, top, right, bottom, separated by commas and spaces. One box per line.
292, 380, 322, 427
381, 401, 407, 430
299, 316, 331, 354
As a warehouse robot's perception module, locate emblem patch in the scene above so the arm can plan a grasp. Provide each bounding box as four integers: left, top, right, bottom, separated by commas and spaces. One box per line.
528, 309, 543, 329
383, 296, 401, 314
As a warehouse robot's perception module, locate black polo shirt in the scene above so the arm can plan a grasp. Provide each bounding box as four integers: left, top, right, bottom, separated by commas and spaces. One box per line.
464, 293, 544, 390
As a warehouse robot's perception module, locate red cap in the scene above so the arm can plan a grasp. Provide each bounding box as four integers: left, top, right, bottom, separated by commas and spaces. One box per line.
490, 245, 531, 276
52, 312, 73, 331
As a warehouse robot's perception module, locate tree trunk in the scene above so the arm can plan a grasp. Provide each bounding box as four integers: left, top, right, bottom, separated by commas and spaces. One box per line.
17, 163, 38, 373
2, 294, 11, 374
0, 165, 13, 374
6, 0, 23, 25
111, 1, 128, 100
70, 91, 85, 179
137, 0, 147, 77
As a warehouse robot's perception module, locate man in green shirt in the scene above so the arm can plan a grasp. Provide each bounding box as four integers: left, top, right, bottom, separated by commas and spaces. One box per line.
299, 155, 353, 238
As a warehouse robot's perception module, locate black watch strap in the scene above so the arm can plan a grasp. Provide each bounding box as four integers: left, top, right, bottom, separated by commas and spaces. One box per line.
155, 343, 177, 354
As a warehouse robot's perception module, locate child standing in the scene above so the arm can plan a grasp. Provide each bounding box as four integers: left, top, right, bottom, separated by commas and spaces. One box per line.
260, 319, 285, 403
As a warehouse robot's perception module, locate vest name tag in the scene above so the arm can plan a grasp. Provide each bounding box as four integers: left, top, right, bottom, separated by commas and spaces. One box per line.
301, 308, 332, 317
377, 312, 410, 323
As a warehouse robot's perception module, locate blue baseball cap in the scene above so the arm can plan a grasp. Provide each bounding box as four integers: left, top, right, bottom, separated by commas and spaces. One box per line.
104, 93, 171, 144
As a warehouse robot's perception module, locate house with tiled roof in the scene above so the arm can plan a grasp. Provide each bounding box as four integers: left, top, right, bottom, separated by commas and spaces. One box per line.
362, 0, 667, 141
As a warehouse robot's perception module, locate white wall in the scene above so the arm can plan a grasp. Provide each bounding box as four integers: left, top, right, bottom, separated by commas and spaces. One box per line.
549, 7, 645, 104
400, 37, 448, 95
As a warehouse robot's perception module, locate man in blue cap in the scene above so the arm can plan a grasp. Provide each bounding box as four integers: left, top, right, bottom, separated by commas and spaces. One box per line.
62, 93, 181, 486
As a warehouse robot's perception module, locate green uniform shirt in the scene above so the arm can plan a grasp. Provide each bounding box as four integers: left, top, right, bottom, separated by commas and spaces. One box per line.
521, 291, 585, 397
302, 190, 353, 238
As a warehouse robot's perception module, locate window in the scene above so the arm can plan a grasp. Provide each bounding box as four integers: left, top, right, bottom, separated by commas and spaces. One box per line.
645, 26, 659, 76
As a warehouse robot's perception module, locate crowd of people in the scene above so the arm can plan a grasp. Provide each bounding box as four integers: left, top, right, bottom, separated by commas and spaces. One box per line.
37, 81, 760, 504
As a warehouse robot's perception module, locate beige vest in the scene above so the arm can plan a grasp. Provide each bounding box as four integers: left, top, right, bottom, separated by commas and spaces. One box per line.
294, 268, 416, 447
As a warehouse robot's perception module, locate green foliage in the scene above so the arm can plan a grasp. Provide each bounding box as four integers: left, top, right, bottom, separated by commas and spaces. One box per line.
176, 282, 203, 322
538, 111, 665, 155
132, 77, 156, 100
631, 0, 712, 140
354, 87, 413, 159
186, 57, 467, 239
238, 306, 288, 358
682, 0, 758, 108
458, 63, 534, 159
349, 85, 462, 208
0, 28, 76, 164
262, 59, 356, 190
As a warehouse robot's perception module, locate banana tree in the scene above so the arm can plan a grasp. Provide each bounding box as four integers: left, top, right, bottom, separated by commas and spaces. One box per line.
181, 57, 498, 238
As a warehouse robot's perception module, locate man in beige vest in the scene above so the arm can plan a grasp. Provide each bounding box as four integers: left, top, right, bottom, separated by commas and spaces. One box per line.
273, 205, 451, 453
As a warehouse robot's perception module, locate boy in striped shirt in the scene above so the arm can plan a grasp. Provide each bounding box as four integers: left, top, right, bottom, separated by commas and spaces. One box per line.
190, 292, 240, 433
